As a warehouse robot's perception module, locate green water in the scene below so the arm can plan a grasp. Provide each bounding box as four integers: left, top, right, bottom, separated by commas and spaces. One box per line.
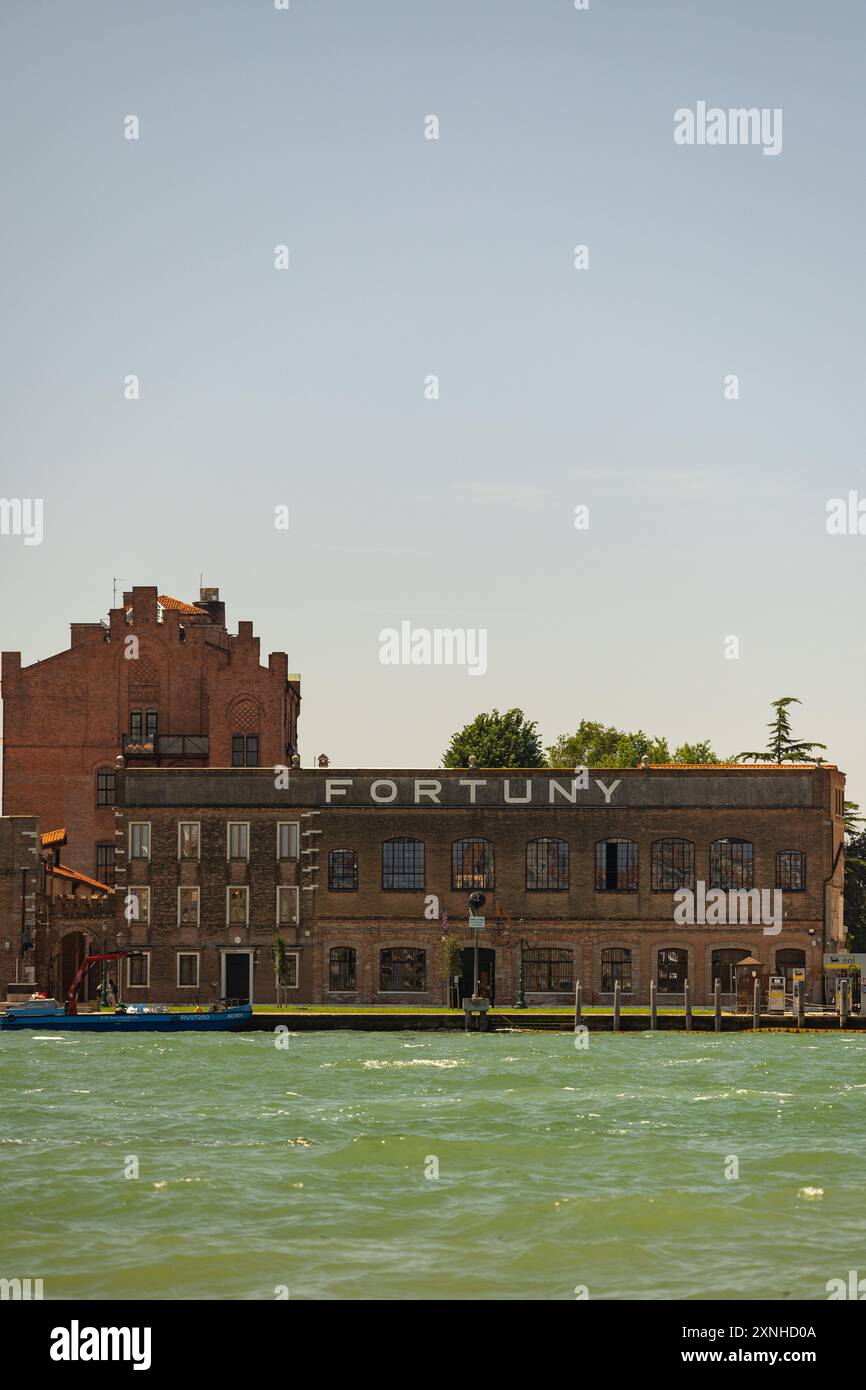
1, 1029, 864, 1300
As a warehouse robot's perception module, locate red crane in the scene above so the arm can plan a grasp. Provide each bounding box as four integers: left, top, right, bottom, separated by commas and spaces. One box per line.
65, 951, 145, 1015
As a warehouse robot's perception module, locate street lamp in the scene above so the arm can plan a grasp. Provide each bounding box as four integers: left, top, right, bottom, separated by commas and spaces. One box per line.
468, 891, 486, 999
515, 937, 528, 1009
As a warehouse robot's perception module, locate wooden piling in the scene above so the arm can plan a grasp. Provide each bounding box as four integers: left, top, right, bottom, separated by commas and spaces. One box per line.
574, 981, 582, 1030
684, 978, 692, 1032
650, 979, 657, 1030
753, 977, 761, 1029
714, 977, 721, 1032
613, 979, 621, 1032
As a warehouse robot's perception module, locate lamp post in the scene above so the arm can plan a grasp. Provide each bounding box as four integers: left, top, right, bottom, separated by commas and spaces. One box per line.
468, 891, 486, 999
516, 937, 528, 1009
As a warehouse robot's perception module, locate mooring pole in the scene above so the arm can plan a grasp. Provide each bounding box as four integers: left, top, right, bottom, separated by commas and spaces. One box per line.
840, 975, 850, 1028
684, 978, 692, 1032
613, 978, 621, 1032
796, 978, 805, 1029
714, 977, 721, 1033
650, 979, 657, 1030
753, 977, 761, 1029
574, 980, 582, 1030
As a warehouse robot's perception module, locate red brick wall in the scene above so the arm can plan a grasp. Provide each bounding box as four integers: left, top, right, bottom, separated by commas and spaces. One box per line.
1, 586, 299, 878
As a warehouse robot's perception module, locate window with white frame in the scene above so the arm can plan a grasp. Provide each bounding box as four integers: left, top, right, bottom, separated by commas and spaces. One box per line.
178, 822, 200, 860
178, 887, 200, 926
129, 823, 150, 859
177, 953, 199, 988
227, 823, 249, 860
127, 953, 150, 988
277, 885, 299, 926
126, 886, 150, 925
277, 822, 299, 860
227, 886, 249, 925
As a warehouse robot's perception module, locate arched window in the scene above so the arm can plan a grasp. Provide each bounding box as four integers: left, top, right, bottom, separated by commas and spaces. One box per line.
711, 947, 751, 993
379, 948, 426, 992
776, 850, 806, 891
451, 838, 494, 890
651, 839, 694, 891
775, 948, 806, 991
329, 947, 357, 991
657, 947, 688, 992
601, 947, 632, 992
329, 849, 358, 891
526, 838, 569, 891
595, 840, 639, 892
382, 838, 425, 891
525, 947, 573, 992
709, 838, 754, 890
96, 768, 116, 807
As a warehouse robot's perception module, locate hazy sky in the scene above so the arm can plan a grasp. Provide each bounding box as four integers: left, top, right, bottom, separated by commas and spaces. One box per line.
1, 1, 864, 795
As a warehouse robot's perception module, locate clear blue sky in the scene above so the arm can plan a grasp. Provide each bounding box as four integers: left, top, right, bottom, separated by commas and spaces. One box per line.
1, 1, 864, 794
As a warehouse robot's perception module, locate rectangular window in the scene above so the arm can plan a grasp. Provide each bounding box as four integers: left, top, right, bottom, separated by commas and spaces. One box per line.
178, 822, 200, 860
231, 735, 260, 767
277, 822, 299, 860
276, 885, 299, 926
525, 947, 573, 992
226, 887, 249, 925
526, 839, 569, 892
127, 953, 150, 988
127, 886, 150, 925
129, 823, 150, 859
145, 710, 158, 738
130, 711, 143, 740
227, 823, 249, 860
96, 770, 116, 807
96, 843, 116, 886
379, 947, 427, 992
601, 948, 632, 992
177, 953, 199, 988
178, 887, 200, 926
285, 952, 299, 989
328, 849, 358, 891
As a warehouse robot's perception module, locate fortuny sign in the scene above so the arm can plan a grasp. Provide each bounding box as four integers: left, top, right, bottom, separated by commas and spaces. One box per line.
271, 768, 625, 807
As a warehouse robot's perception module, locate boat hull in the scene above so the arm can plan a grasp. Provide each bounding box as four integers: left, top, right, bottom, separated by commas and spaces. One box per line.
0, 1006, 253, 1033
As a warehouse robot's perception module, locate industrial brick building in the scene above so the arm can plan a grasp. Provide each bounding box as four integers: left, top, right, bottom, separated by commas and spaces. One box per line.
1, 584, 301, 882
102, 762, 845, 1008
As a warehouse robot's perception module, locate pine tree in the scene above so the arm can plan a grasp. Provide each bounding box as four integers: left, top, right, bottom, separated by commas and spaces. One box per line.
737, 697, 827, 764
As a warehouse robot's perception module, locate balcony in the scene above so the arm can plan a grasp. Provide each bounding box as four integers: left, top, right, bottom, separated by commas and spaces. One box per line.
122, 734, 208, 761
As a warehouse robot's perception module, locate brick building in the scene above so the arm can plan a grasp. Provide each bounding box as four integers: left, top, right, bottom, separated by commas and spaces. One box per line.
105, 762, 846, 1008
1, 585, 301, 883
1, 817, 114, 1002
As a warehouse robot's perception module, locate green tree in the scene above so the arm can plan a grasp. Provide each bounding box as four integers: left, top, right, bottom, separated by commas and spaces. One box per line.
844, 803, 866, 952
670, 740, 721, 765
443, 708, 545, 768
737, 696, 827, 764
546, 720, 669, 768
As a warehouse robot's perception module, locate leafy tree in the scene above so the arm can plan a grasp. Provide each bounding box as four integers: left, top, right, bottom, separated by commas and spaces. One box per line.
443, 708, 545, 768
844, 805, 866, 952
670, 740, 721, 765
737, 696, 827, 764
546, 720, 670, 768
